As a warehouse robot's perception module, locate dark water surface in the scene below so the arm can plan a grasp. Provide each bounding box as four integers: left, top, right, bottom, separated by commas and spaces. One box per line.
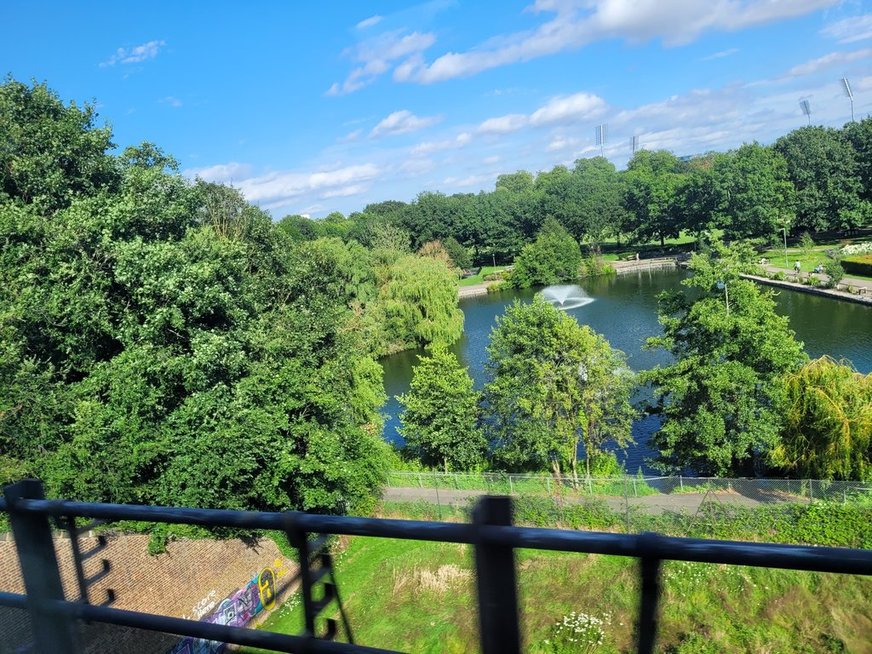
381, 270, 872, 474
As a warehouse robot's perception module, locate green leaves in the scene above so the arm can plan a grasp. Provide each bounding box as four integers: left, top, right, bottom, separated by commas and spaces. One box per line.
399, 344, 485, 472
483, 297, 634, 475
509, 218, 582, 289
643, 241, 807, 475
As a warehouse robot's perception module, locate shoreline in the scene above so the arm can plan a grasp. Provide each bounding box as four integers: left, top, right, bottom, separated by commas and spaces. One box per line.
740, 273, 872, 306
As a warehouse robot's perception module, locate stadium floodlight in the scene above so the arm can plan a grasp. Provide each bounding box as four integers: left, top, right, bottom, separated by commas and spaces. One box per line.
630, 135, 639, 155
841, 78, 855, 122
595, 124, 607, 157
799, 99, 811, 125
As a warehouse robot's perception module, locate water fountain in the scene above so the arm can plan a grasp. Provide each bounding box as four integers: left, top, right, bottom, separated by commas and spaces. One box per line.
539, 285, 595, 310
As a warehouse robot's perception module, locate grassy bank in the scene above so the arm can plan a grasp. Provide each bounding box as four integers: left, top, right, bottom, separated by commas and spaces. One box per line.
459, 266, 509, 286
248, 535, 872, 653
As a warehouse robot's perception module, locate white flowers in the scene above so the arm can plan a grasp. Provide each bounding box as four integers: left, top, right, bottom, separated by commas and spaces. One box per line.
547, 610, 609, 653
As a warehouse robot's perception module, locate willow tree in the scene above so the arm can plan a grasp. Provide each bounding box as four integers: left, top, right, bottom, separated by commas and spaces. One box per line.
373, 254, 463, 353
772, 357, 871, 481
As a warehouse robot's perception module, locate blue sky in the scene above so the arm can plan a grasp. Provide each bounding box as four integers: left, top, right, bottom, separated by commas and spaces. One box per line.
4, 1, 872, 217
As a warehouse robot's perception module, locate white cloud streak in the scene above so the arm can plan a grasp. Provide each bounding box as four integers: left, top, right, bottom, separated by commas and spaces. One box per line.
370, 110, 442, 137
397, 0, 836, 83
784, 48, 872, 78
101, 40, 165, 66
820, 14, 872, 44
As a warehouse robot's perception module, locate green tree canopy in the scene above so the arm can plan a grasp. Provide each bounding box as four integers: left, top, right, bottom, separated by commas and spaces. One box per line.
643, 241, 807, 475
398, 344, 485, 472
509, 217, 581, 289
774, 126, 865, 232
0, 78, 118, 213
623, 150, 686, 247
483, 297, 635, 476
771, 357, 871, 481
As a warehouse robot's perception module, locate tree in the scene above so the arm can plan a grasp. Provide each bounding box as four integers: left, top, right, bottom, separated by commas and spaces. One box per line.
843, 117, 872, 204
0, 77, 118, 213
715, 144, 795, 240
509, 218, 581, 289
643, 241, 807, 475
372, 254, 463, 353
483, 297, 635, 477
623, 150, 685, 247
398, 344, 485, 471
442, 236, 472, 269
774, 126, 864, 232
771, 357, 871, 481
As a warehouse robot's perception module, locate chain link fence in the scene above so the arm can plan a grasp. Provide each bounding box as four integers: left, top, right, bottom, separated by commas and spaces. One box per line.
382, 472, 872, 543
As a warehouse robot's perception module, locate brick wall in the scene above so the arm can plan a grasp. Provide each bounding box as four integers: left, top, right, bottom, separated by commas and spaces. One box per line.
0, 532, 297, 654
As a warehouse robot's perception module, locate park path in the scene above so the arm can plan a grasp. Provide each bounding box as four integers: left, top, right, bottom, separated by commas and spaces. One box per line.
383, 486, 770, 515
759, 263, 872, 294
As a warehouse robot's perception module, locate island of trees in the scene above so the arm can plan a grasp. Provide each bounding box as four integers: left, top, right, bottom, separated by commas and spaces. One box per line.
1, 77, 870, 530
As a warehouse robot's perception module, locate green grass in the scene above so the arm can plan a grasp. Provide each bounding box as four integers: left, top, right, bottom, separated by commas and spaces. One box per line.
760, 236, 872, 282
385, 471, 657, 497
246, 536, 872, 653
458, 265, 509, 286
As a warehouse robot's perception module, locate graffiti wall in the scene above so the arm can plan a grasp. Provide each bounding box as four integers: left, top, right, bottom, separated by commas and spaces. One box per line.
169, 559, 288, 654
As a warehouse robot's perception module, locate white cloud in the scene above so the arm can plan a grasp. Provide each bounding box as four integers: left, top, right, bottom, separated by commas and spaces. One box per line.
327, 30, 436, 94
547, 136, 582, 152
821, 14, 872, 44
702, 47, 739, 61
370, 110, 442, 137
186, 162, 252, 184
321, 184, 368, 199
784, 48, 872, 78
188, 163, 382, 211
530, 92, 607, 125
401, 0, 836, 83
356, 15, 383, 29
483, 155, 501, 164
441, 173, 496, 188
101, 40, 165, 66
478, 113, 529, 134
159, 96, 183, 108
411, 132, 471, 154
339, 129, 363, 143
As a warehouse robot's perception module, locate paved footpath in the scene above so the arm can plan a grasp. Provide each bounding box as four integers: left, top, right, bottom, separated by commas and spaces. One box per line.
384, 486, 774, 516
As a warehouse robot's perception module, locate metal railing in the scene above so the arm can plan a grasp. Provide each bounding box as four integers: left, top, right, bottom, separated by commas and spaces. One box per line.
1, 479, 871, 654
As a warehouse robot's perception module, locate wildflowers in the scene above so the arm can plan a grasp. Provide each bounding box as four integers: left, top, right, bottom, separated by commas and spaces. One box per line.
545, 610, 610, 653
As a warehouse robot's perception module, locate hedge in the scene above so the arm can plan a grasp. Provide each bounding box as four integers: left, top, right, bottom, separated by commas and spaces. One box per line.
841, 254, 872, 276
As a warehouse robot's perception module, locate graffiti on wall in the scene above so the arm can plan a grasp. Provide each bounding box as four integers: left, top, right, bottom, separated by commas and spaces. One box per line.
169, 559, 288, 654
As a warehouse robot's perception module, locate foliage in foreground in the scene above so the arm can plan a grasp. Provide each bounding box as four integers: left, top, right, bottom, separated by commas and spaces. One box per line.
644, 241, 807, 476
398, 344, 485, 472
0, 78, 463, 513
483, 297, 635, 476
772, 356, 872, 481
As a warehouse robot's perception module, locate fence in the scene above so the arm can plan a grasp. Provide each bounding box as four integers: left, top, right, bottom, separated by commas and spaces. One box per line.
384, 472, 872, 534
385, 471, 872, 502
2, 479, 871, 654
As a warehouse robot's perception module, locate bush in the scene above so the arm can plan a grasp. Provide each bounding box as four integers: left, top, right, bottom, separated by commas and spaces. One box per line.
579, 255, 616, 278
823, 257, 845, 288
842, 254, 872, 276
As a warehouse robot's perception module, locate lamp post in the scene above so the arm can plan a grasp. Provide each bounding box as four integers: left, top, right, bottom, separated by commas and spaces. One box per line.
782, 225, 788, 269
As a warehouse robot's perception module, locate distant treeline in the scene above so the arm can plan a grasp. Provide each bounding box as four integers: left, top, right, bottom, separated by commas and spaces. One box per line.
283, 120, 872, 262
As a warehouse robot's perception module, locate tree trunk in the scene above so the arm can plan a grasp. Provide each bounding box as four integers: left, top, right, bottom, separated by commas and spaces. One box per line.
660, 234, 665, 248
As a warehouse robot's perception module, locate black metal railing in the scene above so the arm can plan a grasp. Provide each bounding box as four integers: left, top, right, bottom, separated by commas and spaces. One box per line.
1, 479, 871, 654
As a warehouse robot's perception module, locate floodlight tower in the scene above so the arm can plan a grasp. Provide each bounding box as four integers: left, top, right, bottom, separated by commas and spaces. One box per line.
841, 78, 855, 123
799, 99, 811, 125
630, 135, 639, 155
595, 124, 607, 158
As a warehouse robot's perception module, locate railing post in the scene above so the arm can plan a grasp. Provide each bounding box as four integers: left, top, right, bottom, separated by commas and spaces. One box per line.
4, 479, 78, 654
636, 532, 663, 654
473, 497, 521, 654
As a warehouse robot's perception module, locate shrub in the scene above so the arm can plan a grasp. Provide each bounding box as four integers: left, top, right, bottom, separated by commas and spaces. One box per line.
823, 257, 845, 288
579, 255, 616, 278
842, 254, 872, 276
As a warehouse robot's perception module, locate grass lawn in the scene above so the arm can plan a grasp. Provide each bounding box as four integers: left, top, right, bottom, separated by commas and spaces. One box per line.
246, 535, 872, 653
458, 265, 509, 286
760, 243, 872, 282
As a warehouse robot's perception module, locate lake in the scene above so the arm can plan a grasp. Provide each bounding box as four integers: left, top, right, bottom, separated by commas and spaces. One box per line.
380, 269, 872, 474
